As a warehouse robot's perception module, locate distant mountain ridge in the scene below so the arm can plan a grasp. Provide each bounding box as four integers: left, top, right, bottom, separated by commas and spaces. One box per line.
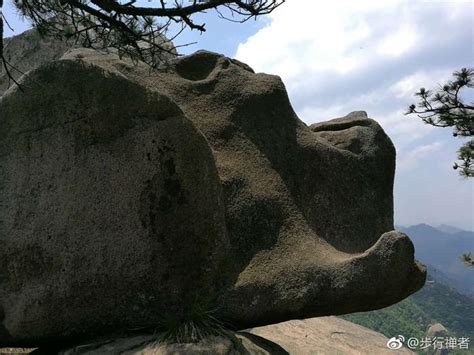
436, 224, 468, 234
399, 223, 474, 294
396, 223, 473, 234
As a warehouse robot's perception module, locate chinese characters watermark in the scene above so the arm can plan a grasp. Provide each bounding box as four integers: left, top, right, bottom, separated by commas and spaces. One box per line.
387, 335, 470, 351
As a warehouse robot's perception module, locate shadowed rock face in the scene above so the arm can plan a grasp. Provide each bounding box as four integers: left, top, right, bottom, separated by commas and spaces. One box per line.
0, 60, 230, 346
0, 41, 425, 346
0, 30, 74, 97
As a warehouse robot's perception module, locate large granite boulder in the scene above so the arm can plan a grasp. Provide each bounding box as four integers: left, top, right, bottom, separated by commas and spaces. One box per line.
0, 35, 426, 346
113, 49, 425, 326
425, 323, 449, 355
0, 59, 229, 346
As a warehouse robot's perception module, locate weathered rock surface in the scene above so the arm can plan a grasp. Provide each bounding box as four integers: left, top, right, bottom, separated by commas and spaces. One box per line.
0, 30, 73, 96
0, 59, 229, 346
111, 49, 426, 327
55, 334, 288, 355
426, 323, 449, 339
248, 316, 414, 354
425, 323, 449, 355
1, 316, 413, 354
0, 32, 426, 346
0, 29, 176, 97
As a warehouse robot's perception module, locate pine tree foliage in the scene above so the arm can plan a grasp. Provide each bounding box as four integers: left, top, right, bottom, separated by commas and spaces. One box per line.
407, 68, 474, 177
461, 253, 474, 267
0, 0, 284, 86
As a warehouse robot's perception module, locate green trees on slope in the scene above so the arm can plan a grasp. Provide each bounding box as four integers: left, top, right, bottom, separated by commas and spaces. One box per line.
342, 277, 474, 353
462, 253, 474, 267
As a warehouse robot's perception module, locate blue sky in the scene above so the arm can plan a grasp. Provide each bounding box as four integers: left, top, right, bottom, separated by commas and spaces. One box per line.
3, 0, 473, 230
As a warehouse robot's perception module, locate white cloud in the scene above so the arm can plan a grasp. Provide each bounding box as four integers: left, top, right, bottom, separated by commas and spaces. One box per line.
298, 105, 346, 124
377, 26, 418, 57
389, 69, 454, 99
235, 1, 378, 79
398, 142, 444, 172
235, 0, 472, 114
378, 109, 436, 148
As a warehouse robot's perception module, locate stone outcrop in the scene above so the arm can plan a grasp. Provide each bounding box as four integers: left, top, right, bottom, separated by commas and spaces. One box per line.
425, 323, 449, 355
248, 316, 414, 355
0, 32, 426, 347
0, 316, 414, 354
0, 30, 74, 96
108, 49, 426, 326
56, 333, 288, 355
0, 29, 175, 97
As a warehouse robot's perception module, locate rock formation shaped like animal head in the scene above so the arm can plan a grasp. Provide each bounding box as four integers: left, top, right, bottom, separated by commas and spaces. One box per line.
0, 41, 426, 346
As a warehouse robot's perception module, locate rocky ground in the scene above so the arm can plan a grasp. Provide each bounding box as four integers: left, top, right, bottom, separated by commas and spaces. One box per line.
0, 317, 413, 354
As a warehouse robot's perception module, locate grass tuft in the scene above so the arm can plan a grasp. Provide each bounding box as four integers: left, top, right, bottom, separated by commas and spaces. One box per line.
154, 299, 234, 345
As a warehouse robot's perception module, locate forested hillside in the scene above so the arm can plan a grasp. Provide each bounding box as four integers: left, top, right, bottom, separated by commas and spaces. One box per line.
342, 268, 474, 353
